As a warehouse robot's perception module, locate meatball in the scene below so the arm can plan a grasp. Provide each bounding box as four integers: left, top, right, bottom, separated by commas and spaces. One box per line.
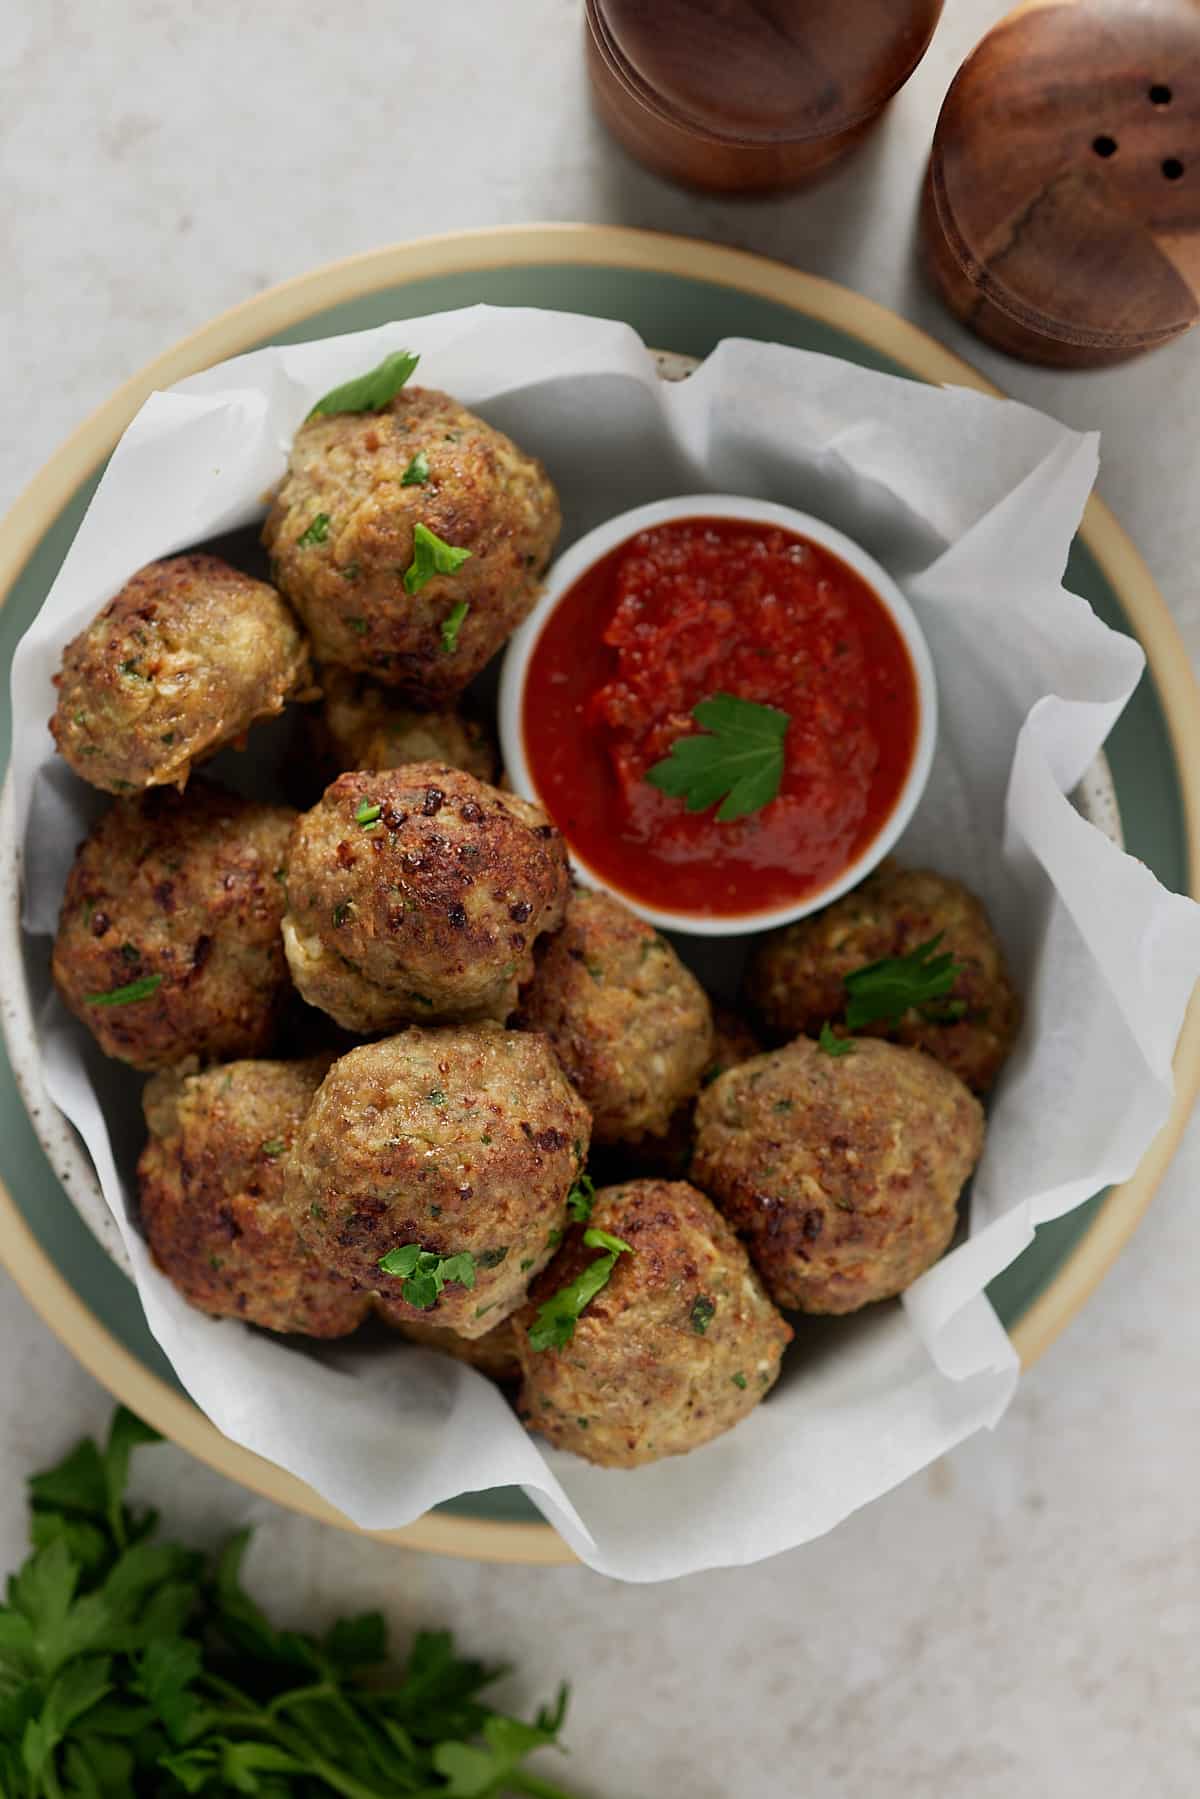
692, 1036, 984, 1314
745, 862, 1020, 1094
516, 890, 713, 1145
631, 1005, 765, 1178
282, 764, 569, 1031
138, 1058, 367, 1337
51, 554, 312, 794
376, 1309, 521, 1383
52, 784, 295, 1070
262, 386, 560, 700
514, 1179, 791, 1468
313, 666, 496, 782
282, 1025, 591, 1335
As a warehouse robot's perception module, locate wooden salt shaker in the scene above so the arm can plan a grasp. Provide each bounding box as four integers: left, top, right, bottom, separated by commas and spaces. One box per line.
585, 0, 945, 194
923, 0, 1200, 367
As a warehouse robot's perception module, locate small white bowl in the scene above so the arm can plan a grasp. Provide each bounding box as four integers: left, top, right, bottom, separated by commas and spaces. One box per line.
498, 494, 938, 937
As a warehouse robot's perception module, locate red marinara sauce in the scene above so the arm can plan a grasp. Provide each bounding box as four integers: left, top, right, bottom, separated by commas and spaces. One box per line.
522, 516, 920, 918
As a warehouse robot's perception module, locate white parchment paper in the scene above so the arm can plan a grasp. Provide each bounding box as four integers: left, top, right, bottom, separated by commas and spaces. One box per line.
11, 306, 1200, 1580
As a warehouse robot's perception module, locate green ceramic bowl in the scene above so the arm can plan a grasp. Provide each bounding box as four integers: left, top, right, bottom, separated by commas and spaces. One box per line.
1, 226, 1197, 1563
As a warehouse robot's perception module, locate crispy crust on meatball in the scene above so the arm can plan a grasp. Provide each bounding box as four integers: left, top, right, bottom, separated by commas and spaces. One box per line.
692, 1036, 984, 1314
282, 1025, 591, 1334
281, 764, 569, 1031
138, 1058, 367, 1337
313, 666, 497, 783
745, 862, 1020, 1094
262, 387, 560, 700
514, 1180, 791, 1468
516, 890, 714, 1145
376, 1308, 521, 1382
51, 554, 312, 794
52, 784, 295, 1071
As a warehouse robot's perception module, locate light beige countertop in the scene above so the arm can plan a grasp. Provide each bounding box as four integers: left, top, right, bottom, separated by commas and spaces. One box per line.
3, 3, 1198, 1793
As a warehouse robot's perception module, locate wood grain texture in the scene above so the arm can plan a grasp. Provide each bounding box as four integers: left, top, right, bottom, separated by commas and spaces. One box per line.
585, 0, 944, 194
923, 0, 1200, 366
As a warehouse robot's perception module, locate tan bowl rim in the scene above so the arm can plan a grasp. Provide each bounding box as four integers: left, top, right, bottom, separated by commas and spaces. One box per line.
1, 222, 1197, 1566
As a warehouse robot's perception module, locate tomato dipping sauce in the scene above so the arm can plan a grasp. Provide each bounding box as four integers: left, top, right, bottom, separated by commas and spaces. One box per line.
521, 516, 920, 919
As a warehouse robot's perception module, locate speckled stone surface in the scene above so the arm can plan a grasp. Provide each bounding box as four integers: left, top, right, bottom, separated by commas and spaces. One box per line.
3, 3, 1199, 1793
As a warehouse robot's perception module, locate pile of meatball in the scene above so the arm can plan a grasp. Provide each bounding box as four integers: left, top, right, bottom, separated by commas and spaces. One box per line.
48, 371, 1019, 1472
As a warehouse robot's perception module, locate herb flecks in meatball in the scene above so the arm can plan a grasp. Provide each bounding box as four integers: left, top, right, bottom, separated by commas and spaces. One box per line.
693, 1036, 984, 1314
282, 1025, 591, 1335
282, 764, 568, 1032
52, 783, 295, 1071
746, 862, 1020, 1094
51, 554, 312, 794
263, 387, 560, 700
517, 889, 713, 1145
515, 1179, 791, 1467
138, 1058, 367, 1338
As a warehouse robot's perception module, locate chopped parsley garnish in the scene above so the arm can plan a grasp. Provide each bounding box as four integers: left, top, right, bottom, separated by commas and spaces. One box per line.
260, 1138, 286, 1159
84, 974, 163, 1008
817, 1021, 856, 1058
426, 1089, 446, 1106
296, 511, 330, 547
732, 1371, 748, 1390
354, 799, 382, 826
308, 348, 419, 418
402, 449, 431, 485
843, 933, 963, 1031
346, 615, 368, 635
528, 1228, 632, 1352
404, 522, 472, 596
644, 691, 790, 822
690, 1295, 716, 1335
440, 599, 470, 654
378, 1245, 477, 1311
566, 1173, 596, 1224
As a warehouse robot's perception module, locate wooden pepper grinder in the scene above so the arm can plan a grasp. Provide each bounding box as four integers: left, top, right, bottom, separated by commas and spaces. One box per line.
923, 0, 1200, 366
585, 0, 945, 194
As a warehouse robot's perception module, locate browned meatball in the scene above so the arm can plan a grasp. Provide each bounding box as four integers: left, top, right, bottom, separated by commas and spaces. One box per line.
50, 554, 312, 794
281, 764, 569, 1031
138, 1058, 367, 1337
52, 784, 295, 1070
376, 1308, 521, 1382
633, 1005, 765, 1178
514, 1180, 791, 1468
262, 387, 560, 700
516, 890, 713, 1145
745, 862, 1020, 1094
282, 1025, 591, 1335
692, 1036, 984, 1314
313, 667, 497, 783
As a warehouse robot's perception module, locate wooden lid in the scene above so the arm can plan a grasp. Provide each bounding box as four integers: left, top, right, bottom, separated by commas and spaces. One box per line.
928, 0, 1200, 359
593, 0, 944, 145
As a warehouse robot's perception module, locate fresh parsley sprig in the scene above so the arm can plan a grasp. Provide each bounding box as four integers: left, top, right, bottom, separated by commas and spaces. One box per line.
377, 1245, 477, 1311
0, 1408, 578, 1798
405, 523, 472, 597
644, 692, 790, 823
528, 1228, 631, 1353
308, 350, 419, 419
843, 932, 963, 1031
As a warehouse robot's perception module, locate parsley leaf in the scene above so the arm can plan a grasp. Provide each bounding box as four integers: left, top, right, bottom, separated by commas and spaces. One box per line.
404, 523, 472, 596
401, 449, 431, 486
308, 349, 419, 418
528, 1228, 632, 1353
84, 975, 163, 1009
355, 799, 382, 826
378, 1246, 477, 1311
690, 1296, 716, 1335
440, 600, 470, 655
296, 512, 330, 547
843, 932, 963, 1031
565, 1174, 595, 1225
817, 1021, 856, 1058
644, 692, 790, 822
